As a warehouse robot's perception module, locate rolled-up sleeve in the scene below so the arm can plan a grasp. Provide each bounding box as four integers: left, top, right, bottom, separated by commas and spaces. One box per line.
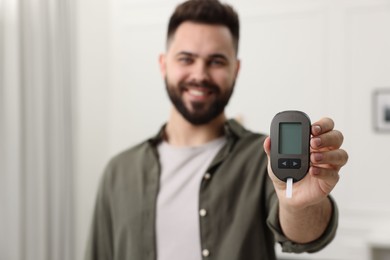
266, 194, 339, 253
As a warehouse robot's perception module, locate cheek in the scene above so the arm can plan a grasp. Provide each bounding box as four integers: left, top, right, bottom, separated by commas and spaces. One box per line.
214, 70, 235, 87
167, 65, 189, 83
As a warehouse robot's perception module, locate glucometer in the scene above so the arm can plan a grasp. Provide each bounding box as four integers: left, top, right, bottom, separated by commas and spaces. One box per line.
270, 111, 311, 197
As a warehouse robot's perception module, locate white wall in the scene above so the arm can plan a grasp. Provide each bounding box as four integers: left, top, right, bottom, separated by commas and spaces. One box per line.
75, 0, 390, 259
75, 0, 111, 259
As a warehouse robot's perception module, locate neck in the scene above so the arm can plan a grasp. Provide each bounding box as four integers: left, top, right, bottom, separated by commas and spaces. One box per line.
164, 108, 226, 147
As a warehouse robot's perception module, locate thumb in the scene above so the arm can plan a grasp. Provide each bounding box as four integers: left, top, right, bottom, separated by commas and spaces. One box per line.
263, 135, 284, 187
263, 136, 271, 156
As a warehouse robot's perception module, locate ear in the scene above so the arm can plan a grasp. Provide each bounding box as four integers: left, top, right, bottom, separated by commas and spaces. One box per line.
159, 53, 167, 78
234, 59, 241, 78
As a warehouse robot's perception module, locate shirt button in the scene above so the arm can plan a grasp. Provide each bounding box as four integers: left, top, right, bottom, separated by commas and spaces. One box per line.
202, 249, 210, 257
204, 173, 211, 180
199, 209, 207, 217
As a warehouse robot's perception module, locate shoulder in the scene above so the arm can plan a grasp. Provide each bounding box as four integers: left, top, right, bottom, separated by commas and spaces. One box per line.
100, 139, 158, 187
107, 123, 165, 170
110, 140, 155, 166
226, 119, 267, 153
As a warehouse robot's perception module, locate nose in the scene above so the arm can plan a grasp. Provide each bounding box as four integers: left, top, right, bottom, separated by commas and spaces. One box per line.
190, 61, 210, 82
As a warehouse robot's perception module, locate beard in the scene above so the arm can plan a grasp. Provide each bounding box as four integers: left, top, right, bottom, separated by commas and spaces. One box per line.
165, 78, 235, 125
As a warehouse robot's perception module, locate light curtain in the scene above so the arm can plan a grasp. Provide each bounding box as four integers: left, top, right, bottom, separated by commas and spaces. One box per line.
0, 0, 75, 259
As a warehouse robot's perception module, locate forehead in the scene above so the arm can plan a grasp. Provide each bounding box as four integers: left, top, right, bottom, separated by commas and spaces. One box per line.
167, 22, 236, 57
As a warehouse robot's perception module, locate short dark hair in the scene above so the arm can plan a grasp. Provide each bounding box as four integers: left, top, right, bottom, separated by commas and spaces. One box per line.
167, 0, 240, 53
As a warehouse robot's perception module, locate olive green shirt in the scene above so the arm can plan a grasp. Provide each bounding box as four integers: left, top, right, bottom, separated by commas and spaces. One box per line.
86, 119, 338, 260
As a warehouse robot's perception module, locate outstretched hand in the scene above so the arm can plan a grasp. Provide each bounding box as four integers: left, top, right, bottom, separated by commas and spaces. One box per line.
264, 117, 348, 209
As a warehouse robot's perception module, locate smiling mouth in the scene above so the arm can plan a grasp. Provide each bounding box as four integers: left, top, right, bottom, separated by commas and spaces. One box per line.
187, 87, 213, 97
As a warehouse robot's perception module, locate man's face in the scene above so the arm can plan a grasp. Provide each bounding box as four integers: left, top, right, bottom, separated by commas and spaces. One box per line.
160, 22, 240, 125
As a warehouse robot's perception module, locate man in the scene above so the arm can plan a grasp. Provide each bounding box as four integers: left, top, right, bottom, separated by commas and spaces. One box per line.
85, 0, 348, 259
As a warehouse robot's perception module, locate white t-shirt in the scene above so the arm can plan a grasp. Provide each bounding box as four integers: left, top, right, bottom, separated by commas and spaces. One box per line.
156, 137, 226, 260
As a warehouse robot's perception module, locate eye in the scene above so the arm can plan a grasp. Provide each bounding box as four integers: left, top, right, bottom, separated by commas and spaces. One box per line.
208, 58, 227, 67
177, 56, 193, 65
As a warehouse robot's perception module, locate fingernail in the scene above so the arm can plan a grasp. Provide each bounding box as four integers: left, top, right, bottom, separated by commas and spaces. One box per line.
312, 125, 321, 135
313, 137, 321, 147
312, 167, 320, 175
314, 153, 323, 162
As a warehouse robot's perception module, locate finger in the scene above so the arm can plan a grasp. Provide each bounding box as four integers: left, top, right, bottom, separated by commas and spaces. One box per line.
310, 130, 344, 150
263, 136, 271, 156
311, 117, 334, 136
263, 136, 286, 187
311, 149, 349, 167
310, 167, 340, 193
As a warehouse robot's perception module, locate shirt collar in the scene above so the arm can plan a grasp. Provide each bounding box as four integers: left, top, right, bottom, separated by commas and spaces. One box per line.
148, 119, 247, 146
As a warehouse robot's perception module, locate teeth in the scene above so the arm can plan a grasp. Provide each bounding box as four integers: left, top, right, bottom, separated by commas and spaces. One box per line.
189, 89, 206, 97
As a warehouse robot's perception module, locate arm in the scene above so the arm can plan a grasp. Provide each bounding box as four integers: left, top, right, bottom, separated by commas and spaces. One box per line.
278, 195, 332, 243
85, 166, 114, 260
264, 117, 348, 243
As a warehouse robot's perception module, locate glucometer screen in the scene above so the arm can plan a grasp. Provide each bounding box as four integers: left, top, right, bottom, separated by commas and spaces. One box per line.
279, 123, 302, 154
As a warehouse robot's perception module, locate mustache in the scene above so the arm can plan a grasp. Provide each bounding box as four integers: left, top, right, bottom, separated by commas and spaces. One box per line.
180, 80, 220, 92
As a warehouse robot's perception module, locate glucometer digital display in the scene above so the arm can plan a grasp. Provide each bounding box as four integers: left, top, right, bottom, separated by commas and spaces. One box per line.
279, 123, 302, 155
270, 111, 311, 183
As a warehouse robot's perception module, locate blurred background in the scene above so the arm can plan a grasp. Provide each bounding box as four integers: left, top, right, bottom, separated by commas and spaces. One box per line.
1, 0, 390, 259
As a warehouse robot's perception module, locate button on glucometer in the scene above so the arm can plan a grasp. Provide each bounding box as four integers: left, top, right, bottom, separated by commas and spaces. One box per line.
291, 159, 301, 169
278, 159, 301, 169
279, 159, 289, 169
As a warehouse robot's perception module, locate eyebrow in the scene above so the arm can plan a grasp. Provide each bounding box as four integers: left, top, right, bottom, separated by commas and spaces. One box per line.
176, 51, 229, 61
